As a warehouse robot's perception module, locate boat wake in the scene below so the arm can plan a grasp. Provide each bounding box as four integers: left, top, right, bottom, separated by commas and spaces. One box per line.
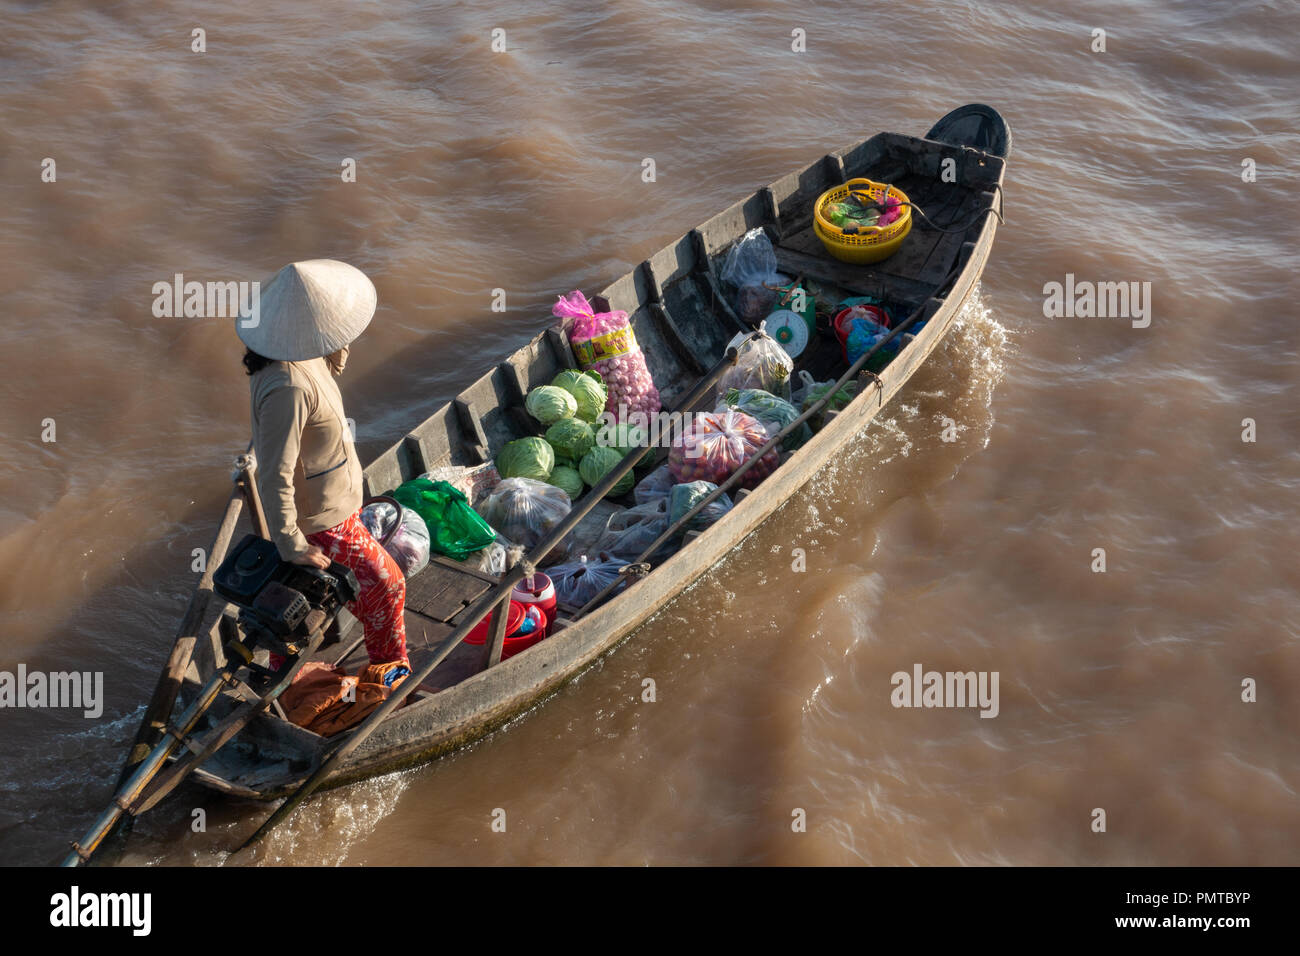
0, 705, 146, 798
802, 571, 888, 716
215, 772, 414, 867
781, 287, 1012, 715
798, 285, 1012, 528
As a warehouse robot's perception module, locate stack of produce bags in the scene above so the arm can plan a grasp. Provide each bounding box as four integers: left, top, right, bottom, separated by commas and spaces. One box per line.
553, 290, 660, 421
717, 387, 810, 452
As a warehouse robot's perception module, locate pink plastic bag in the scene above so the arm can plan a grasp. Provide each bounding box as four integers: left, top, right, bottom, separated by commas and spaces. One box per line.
668, 409, 779, 490
553, 291, 661, 422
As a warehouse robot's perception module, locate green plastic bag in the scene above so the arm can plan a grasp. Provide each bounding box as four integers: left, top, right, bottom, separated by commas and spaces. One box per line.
390, 478, 496, 561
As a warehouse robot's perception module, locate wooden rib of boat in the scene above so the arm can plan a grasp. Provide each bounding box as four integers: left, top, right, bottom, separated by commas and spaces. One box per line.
163, 104, 1011, 804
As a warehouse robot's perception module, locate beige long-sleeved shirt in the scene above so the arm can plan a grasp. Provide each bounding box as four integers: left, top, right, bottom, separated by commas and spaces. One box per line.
249, 349, 363, 559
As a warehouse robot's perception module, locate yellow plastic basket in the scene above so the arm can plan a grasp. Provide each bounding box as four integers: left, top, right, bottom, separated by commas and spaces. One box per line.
813, 178, 913, 264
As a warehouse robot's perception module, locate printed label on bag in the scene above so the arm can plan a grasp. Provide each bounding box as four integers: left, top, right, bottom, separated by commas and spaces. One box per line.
572, 326, 637, 367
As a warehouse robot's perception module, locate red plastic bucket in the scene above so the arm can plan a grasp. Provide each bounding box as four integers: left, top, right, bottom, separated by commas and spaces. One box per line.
834, 304, 890, 350
462, 601, 547, 660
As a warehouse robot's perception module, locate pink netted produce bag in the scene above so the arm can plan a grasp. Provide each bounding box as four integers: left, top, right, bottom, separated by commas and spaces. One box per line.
668, 409, 779, 490
553, 290, 661, 421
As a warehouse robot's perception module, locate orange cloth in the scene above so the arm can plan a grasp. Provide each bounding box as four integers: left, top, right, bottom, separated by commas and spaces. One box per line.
279, 660, 409, 737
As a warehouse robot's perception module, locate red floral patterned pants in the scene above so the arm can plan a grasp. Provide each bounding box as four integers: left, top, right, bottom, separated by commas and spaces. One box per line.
307, 511, 409, 667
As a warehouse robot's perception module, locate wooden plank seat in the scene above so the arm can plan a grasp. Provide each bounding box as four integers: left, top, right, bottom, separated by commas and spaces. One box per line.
405, 559, 493, 623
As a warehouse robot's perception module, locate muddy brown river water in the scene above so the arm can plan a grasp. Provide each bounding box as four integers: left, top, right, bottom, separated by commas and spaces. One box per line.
0, 0, 1296, 865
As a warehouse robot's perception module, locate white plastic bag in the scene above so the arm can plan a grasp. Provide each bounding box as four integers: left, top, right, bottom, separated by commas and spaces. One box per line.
466, 537, 510, 576
360, 497, 431, 577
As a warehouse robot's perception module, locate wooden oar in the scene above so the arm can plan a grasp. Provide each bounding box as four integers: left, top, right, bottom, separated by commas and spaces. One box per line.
235, 345, 743, 853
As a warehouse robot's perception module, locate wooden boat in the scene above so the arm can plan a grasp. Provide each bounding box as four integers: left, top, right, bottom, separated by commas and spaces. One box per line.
109, 105, 1011, 820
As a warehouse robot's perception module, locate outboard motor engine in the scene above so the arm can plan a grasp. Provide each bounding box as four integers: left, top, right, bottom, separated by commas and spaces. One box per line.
214, 534, 359, 675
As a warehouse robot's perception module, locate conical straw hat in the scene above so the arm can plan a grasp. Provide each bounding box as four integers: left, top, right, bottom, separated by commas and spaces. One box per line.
236, 259, 377, 361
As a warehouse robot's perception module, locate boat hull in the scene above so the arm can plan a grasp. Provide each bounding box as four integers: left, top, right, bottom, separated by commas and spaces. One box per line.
188, 107, 1009, 799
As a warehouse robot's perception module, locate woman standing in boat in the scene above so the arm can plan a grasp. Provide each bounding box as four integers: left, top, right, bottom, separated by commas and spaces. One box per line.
236, 259, 409, 670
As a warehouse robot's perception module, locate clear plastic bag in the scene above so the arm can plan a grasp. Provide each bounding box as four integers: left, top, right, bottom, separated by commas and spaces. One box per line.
359, 499, 397, 540
668, 409, 779, 490
632, 463, 676, 506
475, 478, 573, 564
594, 498, 675, 563
668, 481, 734, 536
549, 553, 629, 608
718, 331, 794, 402
717, 387, 811, 451
792, 369, 858, 430
719, 228, 789, 323
553, 290, 661, 420
360, 497, 432, 578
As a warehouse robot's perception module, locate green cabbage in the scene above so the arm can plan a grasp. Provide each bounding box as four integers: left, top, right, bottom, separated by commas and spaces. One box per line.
545, 418, 596, 461
551, 369, 608, 423
546, 464, 585, 502
594, 422, 647, 455
579, 445, 634, 498
496, 436, 554, 482
525, 385, 577, 425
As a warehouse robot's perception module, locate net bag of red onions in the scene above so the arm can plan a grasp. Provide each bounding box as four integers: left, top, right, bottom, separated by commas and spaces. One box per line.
668, 409, 779, 491
553, 290, 661, 421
